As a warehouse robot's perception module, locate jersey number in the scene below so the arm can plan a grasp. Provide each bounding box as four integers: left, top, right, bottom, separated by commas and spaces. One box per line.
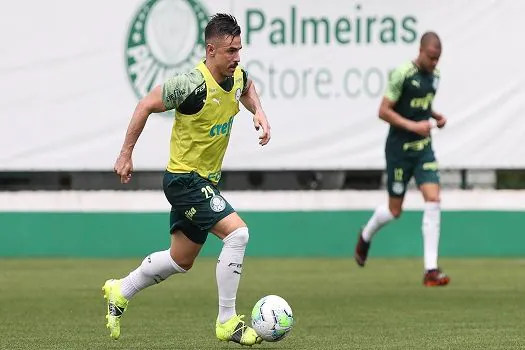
201, 186, 216, 199
394, 168, 404, 182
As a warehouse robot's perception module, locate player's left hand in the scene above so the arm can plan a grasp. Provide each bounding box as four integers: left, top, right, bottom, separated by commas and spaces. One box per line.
434, 113, 447, 129
253, 112, 271, 146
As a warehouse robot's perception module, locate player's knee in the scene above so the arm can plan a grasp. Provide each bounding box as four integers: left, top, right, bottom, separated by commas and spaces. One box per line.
389, 206, 403, 218
388, 196, 404, 218
171, 256, 194, 271
168, 250, 194, 271
140, 250, 188, 279
224, 226, 249, 247
425, 196, 441, 203
176, 262, 193, 271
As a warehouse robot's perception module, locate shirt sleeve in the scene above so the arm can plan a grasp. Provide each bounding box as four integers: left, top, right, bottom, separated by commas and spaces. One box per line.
384, 66, 405, 102
241, 68, 249, 94
162, 70, 203, 110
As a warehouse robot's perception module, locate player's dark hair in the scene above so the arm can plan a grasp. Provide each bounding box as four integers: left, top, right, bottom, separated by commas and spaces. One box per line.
205, 13, 241, 43
420, 31, 441, 49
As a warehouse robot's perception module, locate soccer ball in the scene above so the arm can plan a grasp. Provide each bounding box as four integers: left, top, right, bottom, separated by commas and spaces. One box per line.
251, 295, 294, 342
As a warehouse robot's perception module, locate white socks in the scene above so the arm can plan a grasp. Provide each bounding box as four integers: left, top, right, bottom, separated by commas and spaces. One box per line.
422, 202, 441, 271
361, 201, 441, 271
118, 227, 250, 324
120, 249, 186, 300
361, 205, 395, 242
216, 227, 249, 324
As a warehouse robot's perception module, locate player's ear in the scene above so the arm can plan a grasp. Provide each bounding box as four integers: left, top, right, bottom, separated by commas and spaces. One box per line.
206, 42, 216, 57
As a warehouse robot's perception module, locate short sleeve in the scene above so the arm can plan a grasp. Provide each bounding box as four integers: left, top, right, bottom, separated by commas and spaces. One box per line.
384, 66, 406, 102
241, 69, 249, 94
162, 70, 204, 110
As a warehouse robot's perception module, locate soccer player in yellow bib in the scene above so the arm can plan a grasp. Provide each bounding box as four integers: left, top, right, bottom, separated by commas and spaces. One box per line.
103, 14, 269, 346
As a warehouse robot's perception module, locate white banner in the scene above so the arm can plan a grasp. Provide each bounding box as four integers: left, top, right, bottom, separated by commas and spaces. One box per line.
3, 190, 525, 211
1, 0, 523, 170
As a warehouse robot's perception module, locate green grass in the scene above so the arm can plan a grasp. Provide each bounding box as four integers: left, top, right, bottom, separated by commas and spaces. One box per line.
0, 258, 523, 349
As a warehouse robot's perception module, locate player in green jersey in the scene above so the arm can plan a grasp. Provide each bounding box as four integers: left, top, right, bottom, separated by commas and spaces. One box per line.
354, 32, 450, 287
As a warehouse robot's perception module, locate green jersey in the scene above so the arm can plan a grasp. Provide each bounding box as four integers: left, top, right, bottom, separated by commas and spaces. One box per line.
385, 61, 440, 148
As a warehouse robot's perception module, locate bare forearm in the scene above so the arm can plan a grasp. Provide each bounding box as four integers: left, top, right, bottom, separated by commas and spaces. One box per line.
379, 107, 414, 131
240, 81, 263, 114
120, 102, 151, 155
431, 110, 441, 119
120, 85, 167, 155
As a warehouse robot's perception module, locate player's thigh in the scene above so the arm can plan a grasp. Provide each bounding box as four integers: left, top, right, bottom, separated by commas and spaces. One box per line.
419, 183, 440, 202
414, 149, 441, 202
386, 152, 414, 199
164, 171, 236, 241
210, 212, 247, 240
169, 207, 207, 250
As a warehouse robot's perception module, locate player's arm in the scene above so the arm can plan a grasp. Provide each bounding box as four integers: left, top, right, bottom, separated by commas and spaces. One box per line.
114, 86, 167, 183
114, 73, 194, 183
240, 72, 271, 146
431, 110, 447, 128
379, 68, 431, 137
120, 86, 166, 156
430, 69, 445, 127
379, 98, 417, 131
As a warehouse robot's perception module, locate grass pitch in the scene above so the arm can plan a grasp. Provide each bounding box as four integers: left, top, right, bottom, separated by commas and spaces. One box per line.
0, 258, 523, 349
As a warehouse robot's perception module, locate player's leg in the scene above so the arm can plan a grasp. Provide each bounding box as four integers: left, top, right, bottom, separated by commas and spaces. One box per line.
102, 171, 206, 339
211, 213, 248, 324
415, 151, 450, 286
103, 209, 202, 340
119, 214, 204, 296
355, 155, 412, 267
211, 213, 261, 345
172, 172, 260, 345
119, 224, 202, 299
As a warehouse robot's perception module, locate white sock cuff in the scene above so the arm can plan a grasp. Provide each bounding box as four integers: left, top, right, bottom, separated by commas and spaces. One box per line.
142, 249, 186, 276
219, 297, 236, 307
169, 255, 187, 273
378, 205, 395, 220
222, 226, 249, 245
424, 202, 440, 211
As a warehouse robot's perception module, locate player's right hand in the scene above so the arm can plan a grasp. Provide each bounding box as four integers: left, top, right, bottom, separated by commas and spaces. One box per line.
411, 120, 432, 137
114, 154, 133, 184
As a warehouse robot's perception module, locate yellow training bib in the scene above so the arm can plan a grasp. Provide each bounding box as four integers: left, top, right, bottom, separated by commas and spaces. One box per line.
166, 62, 244, 183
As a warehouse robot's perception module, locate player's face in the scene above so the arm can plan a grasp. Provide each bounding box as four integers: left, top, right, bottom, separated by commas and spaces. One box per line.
208, 35, 242, 78
419, 45, 441, 73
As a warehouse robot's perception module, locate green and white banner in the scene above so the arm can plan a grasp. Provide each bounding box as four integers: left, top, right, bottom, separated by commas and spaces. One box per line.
1, 0, 521, 170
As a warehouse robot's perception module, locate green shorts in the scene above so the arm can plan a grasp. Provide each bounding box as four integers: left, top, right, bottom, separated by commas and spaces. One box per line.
386, 146, 440, 198
163, 171, 235, 245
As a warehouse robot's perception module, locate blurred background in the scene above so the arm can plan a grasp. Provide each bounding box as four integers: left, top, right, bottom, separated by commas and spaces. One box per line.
1, 0, 524, 258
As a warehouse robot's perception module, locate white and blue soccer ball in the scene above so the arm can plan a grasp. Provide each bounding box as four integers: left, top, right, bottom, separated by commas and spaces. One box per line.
251, 295, 294, 342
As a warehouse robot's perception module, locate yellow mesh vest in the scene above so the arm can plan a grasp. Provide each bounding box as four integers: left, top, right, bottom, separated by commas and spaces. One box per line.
166, 62, 243, 183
